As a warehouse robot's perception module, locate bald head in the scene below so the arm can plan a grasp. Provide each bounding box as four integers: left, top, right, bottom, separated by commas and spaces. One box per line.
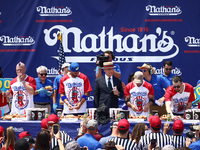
16, 62, 26, 76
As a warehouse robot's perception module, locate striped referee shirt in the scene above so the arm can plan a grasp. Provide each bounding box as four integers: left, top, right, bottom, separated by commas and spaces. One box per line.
108, 137, 142, 150
51, 130, 72, 149
140, 132, 173, 148
171, 135, 186, 149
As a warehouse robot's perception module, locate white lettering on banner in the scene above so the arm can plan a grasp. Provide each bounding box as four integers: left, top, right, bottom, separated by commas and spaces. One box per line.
47, 67, 59, 78
185, 36, 200, 47
154, 67, 182, 76
13, 127, 24, 133
146, 5, 182, 16
36, 6, 72, 16
44, 26, 179, 63
0, 35, 35, 46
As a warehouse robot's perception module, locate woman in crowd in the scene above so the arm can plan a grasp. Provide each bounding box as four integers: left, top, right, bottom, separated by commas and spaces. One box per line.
34, 130, 51, 150
1, 126, 15, 150
130, 123, 146, 149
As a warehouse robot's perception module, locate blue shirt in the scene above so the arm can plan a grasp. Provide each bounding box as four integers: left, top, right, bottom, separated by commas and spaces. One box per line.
34, 77, 53, 103
53, 74, 64, 108
189, 139, 200, 150
95, 64, 121, 76
160, 73, 175, 86
144, 74, 169, 105
77, 133, 102, 150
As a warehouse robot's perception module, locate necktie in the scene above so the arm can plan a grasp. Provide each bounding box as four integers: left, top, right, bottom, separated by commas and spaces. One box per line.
108, 77, 113, 92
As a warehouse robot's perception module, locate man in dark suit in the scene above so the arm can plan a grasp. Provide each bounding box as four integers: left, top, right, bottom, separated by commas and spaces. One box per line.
94, 62, 124, 108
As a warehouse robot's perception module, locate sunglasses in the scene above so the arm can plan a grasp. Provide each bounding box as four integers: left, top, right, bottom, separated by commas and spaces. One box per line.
40, 73, 47, 76
173, 85, 181, 89
165, 68, 172, 71
142, 69, 148, 72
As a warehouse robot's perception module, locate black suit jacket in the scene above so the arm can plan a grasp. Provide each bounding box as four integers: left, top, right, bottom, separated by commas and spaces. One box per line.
94, 75, 124, 108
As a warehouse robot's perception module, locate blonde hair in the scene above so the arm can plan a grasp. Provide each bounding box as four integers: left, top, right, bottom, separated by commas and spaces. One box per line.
4, 126, 15, 150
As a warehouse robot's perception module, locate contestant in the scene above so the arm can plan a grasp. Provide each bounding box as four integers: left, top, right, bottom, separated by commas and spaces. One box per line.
124, 71, 154, 117
6, 62, 36, 115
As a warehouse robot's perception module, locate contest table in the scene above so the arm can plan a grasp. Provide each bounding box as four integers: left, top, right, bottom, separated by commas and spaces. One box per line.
0, 119, 197, 140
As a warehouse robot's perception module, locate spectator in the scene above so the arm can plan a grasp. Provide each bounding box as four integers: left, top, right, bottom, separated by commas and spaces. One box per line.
160, 60, 175, 86
130, 123, 145, 149
124, 71, 154, 117
0, 126, 5, 149
41, 118, 48, 130
104, 141, 116, 149
162, 145, 175, 150
19, 131, 31, 139
34, 130, 51, 150
59, 62, 92, 115
76, 117, 103, 141
94, 62, 124, 109
53, 63, 70, 113
34, 65, 53, 114
6, 62, 36, 115
64, 141, 81, 150
128, 72, 135, 83
77, 119, 102, 150
99, 121, 119, 147
47, 114, 72, 149
2, 126, 15, 150
140, 115, 173, 148
108, 119, 138, 150
23, 136, 35, 150
96, 50, 121, 79
165, 76, 195, 120
15, 138, 29, 150
137, 63, 169, 116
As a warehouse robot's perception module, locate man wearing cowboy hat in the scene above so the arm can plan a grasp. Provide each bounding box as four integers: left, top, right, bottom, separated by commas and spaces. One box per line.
137, 63, 170, 116
94, 62, 124, 109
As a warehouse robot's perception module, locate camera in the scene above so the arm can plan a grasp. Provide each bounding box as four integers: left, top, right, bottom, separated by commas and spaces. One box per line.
96, 53, 109, 67
150, 139, 157, 149
189, 124, 200, 131
186, 132, 196, 138
52, 124, 59, 134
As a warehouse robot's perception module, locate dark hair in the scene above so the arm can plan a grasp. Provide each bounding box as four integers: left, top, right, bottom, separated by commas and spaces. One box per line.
15, 138, 29, 150
118, 129, 128, 135
128, 73, 135, 83
151, 126, 161, 131
104, 141, 116, 150
104, 51, 115, 60
172, 76, 182, 83
163, 60, 172, 67
35, 130, 51, 150
131, 123, 145, 147
177, 147, 191, 150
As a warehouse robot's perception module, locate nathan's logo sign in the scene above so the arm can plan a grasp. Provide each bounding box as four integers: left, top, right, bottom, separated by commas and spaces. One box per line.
0, 35, 35, 46
146, 5, 182, 16
36, 6, 72, 16
44, 26, 179, 63
185, 36, 200, 47
47, 67, 59, 78
155, 67, 182, 76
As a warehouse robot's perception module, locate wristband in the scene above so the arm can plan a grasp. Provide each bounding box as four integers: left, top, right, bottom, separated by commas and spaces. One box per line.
149, 99, 154, 103
81, 95, 87, 100
22, 80, 25, 83
61, 96, 67, 101
57, 138, 61, 141
125, 100, 130, 105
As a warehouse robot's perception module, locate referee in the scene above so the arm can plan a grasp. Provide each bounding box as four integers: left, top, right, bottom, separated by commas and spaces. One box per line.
140, 115, 173, 148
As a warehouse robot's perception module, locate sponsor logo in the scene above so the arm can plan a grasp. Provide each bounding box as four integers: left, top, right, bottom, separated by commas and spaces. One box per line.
146, 5, 182, 16
44, 26, 179, 63
36, 6, 72, 16
0, 35, 35, 46
154, 67, 182, 76
185, 36, 200, 47
13, 127, 24, 133
47, 67, 59, 77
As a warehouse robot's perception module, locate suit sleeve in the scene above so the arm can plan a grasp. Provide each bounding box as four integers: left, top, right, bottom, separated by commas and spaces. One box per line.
94, 79, 100, 108
118, 80, 124, 99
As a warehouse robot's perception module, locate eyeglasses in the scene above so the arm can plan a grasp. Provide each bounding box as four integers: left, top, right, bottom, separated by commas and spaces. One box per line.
173, 85, 181, 89
40, 73, 47, 76
142, 69, 147, 72
165, 68, 172, 71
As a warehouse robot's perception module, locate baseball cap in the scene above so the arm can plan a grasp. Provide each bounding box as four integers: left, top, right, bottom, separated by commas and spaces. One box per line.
23, 136, 35, 146
47, 114, 60, 126
19, 131, 31, 139
41, 118, 48, 129
0, 126, 4, 136
118, 119, 130, 130
173, 119, 184, 132
69, 62, 80, 72
134, 71, 143, 84
61, 63, 70, 69
65, 141, 80, 150
86, 119, 98, 130
149, 115, 161, 129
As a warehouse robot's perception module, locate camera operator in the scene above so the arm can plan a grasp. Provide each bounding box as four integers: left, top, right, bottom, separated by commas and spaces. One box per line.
186, 124, 200, 149
96, 51, 121, 79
